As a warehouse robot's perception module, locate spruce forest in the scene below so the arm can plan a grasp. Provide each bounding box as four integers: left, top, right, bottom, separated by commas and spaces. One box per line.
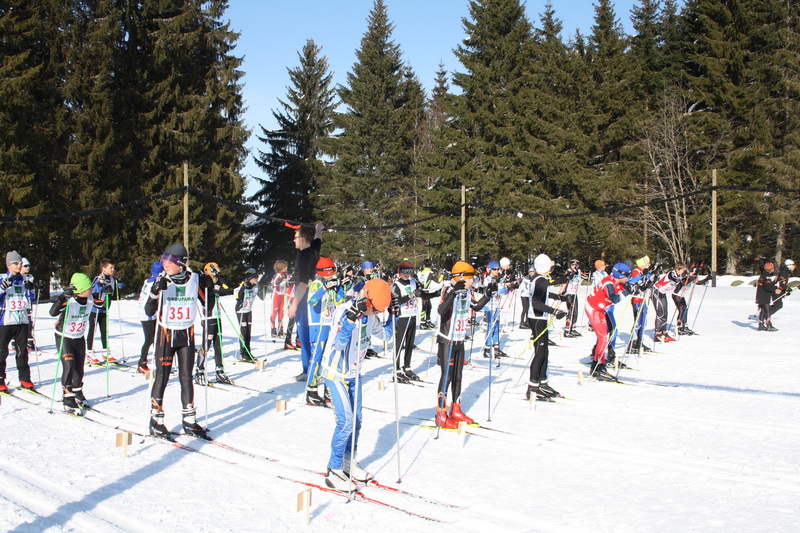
2, 0, 798, 288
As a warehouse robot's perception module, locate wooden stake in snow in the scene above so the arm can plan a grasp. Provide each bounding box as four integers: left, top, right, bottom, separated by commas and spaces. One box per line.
256, 359, 267, 372
296, 488, 312, 525
378, 380, 386, 391
116, 431, 132, 458
578, 368, 586, 386
457, 421, 467, 447
276, 399, 288, 415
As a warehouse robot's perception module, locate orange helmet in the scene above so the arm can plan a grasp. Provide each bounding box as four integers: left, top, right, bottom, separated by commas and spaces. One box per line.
204, 262, 220, 276
594, 259, 606, 271
316, 257, 336, 277
451, 260, 476, 282
363, 278, 391, 312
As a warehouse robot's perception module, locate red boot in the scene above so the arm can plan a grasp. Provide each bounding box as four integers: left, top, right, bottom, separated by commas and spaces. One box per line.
449, 402, 474, 425
435, 408, 458, 429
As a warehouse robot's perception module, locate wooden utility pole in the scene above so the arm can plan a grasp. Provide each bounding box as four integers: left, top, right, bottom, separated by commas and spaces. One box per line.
183, 162, 189, 254
461, 185, 466, 260
711, 169, 717, 286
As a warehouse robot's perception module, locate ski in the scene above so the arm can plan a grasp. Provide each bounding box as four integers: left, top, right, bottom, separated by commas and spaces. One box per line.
1, 388, 41, 405
210, 380, 275, 394
279, 477, 450, 523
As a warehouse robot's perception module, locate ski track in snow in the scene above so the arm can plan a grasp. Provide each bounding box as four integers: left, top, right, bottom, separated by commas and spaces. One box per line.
2, 282, 799, 532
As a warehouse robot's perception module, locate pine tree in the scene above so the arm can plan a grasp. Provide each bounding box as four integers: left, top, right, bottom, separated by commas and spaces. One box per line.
0, 0, 71, 286
251, 39, 337, 269
447, 0, 538, 262
135, 0, 248, 279
319, 0, 425, 264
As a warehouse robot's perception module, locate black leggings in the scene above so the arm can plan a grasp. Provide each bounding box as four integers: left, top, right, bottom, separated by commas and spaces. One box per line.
150, 342, 195, 410
86, 312, 108, 351
55, 335, 85, 389
0, 325, 31, 382
528, 319, 549, 383
238, 312, 252, 356
200, 319, 224, 367
140, 320, 156, 362
394, 317, 416, 370
437, 340, 465, 407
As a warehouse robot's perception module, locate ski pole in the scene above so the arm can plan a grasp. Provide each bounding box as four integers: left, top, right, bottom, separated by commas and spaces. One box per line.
347, 313, 364, 500
104, 294, 111, 398
30, 284, 42, 384
115, 281, 126, 363
690, 282, 711, 331
217, 302, 257, 361
436, 293, 460, 440
512, 301, 564, 387
390, 313, 402, 483
48, 300, 70, 413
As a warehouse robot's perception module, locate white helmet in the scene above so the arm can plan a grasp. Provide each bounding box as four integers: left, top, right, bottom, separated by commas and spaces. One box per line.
499, 257, 511, 268
786, 259, 795, 268
533, 254, 553, 275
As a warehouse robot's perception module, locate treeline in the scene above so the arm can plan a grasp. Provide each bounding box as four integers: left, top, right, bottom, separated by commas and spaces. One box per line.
252, 0, 799, 274
0, 0, 248, 287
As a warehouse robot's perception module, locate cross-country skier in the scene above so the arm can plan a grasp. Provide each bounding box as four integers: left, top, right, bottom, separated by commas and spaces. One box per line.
270, 260, 289, 337
417, 259, 441, 330
627, 255, 654, 353
196, 262, 234, 384
756, 260, 780, 331
137, 261, 164, 373
481, 261, 509, 358
518, 265, 536, 329
435, 261, 492, 429
672, 262, 709, 335
235, 268, 262, 362
144, 243, 212, 440
0, 251, 35, 392
305, 257, 345, 406
50, 273, 93, 412
585, 262, 632, 381
525, 254, 568, 401
86, 258, 122, 364
651, 263, 688, 342
562, 259, 587, 338
391, 260, 422, 384
322, 279, 392, 492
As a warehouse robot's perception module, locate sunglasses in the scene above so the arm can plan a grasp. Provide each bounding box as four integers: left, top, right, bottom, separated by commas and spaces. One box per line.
8, 261, 21, 266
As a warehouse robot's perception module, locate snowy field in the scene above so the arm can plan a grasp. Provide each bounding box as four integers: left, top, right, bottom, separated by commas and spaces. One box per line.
1, 280, 798, 532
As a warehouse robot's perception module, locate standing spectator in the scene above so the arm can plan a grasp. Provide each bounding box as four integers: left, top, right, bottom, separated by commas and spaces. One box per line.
288, 223, 324, 381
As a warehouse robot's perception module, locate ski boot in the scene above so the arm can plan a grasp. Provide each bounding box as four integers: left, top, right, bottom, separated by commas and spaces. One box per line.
525, 381, 554, 402
294, 372, 308, 382
435, 407, 458, 429
0, 378, 7, 393
493, 345, 508, 358
86, 351, 101, 365
19, 380, 35, 391
590, 362, 618, 382
402, 367, 422, 382
283, 341, 298, 350
394, 370, 411, 384
182, 408, 210, 440
343, 457, 373, 482
305, 388, 327, 407
270, 327, 278, 337
365, 348, 378, 359
194, 367, 207, 385
149, 410, 174, 441
240, 352, 256, 363
449, 402, 475, 425
72, 386, 89, 409
63, 392, 81, 415
325, 469, 357, 493
539, 380, 563, 398
215, 367, 232, 385
482, 347, 492, 358
137, 360, 149, 373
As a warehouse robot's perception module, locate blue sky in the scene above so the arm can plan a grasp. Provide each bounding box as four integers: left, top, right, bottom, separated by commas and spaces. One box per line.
224, 1, 655, 185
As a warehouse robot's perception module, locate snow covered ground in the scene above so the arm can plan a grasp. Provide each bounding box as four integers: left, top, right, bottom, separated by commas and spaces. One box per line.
1, 281, 798, 532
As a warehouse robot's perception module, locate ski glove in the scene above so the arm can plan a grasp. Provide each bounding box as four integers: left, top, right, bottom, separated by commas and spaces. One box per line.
24, 280, 35, 291
1, 277, 12, 289
346, 297, 369, 322
62, 286, 75, 299
102, 282, 114, 294
325, 277, 339, 290
553, 310, 566, 320
151, 273, 169, 294
486, 282, 498, 296
412, 287, 422, 298
452, 280, 467, 297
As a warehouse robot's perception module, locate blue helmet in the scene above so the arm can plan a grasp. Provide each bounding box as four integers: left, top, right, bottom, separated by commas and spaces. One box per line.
487, 261, 500, 271
361, 261, 374, 270
151, 261, 164, 277
611, 262, 631, 279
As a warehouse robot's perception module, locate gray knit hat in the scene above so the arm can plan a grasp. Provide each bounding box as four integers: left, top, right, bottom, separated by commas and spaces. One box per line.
6, 251, 23, 264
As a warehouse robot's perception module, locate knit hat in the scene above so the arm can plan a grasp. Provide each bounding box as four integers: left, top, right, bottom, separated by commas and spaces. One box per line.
6, 251, 22, 264
360, 261, 374, 271
487, 261, 500, 271
70, 273, 93, 294
533, 254, 553, 275
161, 243, 188, 267
21, 258, 30, 267
499, 257, 511, 268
